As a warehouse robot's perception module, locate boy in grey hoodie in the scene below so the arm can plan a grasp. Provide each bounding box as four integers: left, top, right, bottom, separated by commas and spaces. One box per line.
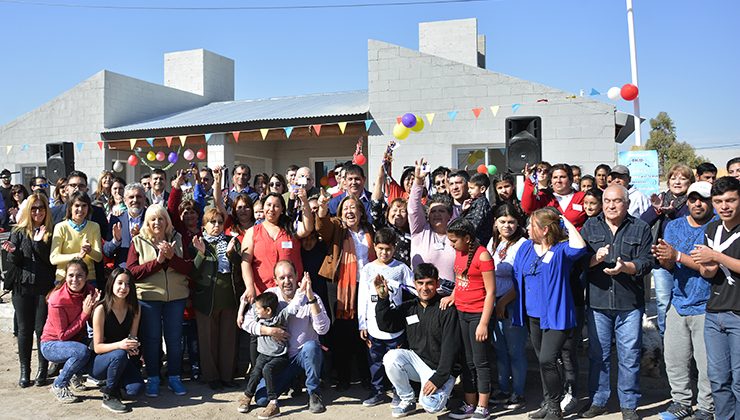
238, 287, 306, 417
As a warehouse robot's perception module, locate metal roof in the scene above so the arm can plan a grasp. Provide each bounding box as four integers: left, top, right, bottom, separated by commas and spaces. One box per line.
104, 90, 368, 133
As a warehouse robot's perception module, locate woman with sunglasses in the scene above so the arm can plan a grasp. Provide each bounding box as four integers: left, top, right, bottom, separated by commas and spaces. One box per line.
512, 207, 586, 420
8, 184, 29, 224
2, 192, 55, 387
267, 173, 288, 195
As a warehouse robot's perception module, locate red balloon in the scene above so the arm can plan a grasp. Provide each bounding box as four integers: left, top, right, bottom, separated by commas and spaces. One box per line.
127, 154, 138, 166
621, 83, 639, 101
196, 148, 206, 160
354, 154, 367, 166
319, 176, 329, 187
477, 164, 488, 174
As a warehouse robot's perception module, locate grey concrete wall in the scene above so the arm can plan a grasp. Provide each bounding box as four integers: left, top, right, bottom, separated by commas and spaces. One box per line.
0, 72, 106, 185
419, 18, 481, 68
367, 39, 617, 182
164, 49, 235, 102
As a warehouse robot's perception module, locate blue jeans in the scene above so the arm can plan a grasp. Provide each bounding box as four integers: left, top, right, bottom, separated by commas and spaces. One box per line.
91, 349, 144, 397
40, 341, 91, 388
652, 267, 673, 335
383, 348, 456, 413
139, 299, 186, 377
704, 311, 740, 419
254, 340, 323, 406
492, 308, 528, 396
367, 334, 406, 394
587, 308, 643, 410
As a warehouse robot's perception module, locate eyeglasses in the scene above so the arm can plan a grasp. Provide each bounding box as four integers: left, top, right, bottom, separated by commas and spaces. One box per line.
688, 196, 709, 203
435, 181, 446, 186
34, 183, 49, 188
269, 182, 282, 187
208, 219, 224, 225
536, 168, 549, 173
67, 182, 86, 189
31, 206, 46, 212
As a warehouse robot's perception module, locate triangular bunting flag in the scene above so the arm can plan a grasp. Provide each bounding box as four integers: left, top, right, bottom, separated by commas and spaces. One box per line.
180, 135, 188, 146
490, 105, 500, 117
260, 128, 269, 140
364, 119, 373, 131
396, 116, 402, 124
97, 141, 104, 151
146, 137, 154, 147
284, 127, 294, 138
472, 108, 482, 119
231, 132, 239, 143
165, 136, 173, 147
312, 124, 322, 136
130, 139, 137, 150
204, 133, 212, 143
6, 145, 12, 155
76, 143, 84, 152
338, 122, 348, 134
447, 110, 458, 121
426, 113, 435, 125
589, 88, 600, 96
21, 144, 29, 151
512, 104, 521, 113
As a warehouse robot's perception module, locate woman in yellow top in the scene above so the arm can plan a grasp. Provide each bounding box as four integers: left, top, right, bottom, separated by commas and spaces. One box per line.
50, 191, 103, 285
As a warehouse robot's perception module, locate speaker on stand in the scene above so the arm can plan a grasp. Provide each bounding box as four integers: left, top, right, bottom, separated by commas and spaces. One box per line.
505, 116, 542, 174
46, 142, 75, 183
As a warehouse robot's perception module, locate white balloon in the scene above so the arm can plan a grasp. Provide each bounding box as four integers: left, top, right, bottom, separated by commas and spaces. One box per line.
607, 86, 621, 100
113, 160, 124, 172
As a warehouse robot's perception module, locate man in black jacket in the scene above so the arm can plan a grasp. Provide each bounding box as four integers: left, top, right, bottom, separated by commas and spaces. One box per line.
375, 263, 460, 418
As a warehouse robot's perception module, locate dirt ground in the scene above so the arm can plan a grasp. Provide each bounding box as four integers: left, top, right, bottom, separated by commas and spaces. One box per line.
0, 331, 672, 420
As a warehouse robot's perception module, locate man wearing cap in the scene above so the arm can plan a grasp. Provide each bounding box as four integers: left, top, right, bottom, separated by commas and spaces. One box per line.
652, 181, 716, 420
608, 165, 651, 218
0, 169, 13, 222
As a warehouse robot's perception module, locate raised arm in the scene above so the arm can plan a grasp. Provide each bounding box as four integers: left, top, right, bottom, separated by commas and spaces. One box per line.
408, 158, 429, 235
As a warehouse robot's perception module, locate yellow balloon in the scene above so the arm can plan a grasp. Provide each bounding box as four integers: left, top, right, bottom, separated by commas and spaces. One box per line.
393, 123, 410, 140
410, 115, 424, 132
146, 151, 156, 161
474, 150, 485, 159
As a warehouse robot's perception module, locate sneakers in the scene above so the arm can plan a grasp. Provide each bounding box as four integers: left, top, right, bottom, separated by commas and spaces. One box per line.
491, 391, 511, 404
102, 393, 129, 413
504, 394, 526, 410
363, 393, 388, 407
391, 400, 416, 418
390, 392, 401, 409
528, 406, 549, 419
257, 400, 280, 419
145, 376, 160, 397
69, 375, 88, 392
167, 376, 187, 396
692, 409, 713, 420
560, 390, 577, 413
50, 384, 80, 404
237, 394, 252, 413
472, 406, 490, 419
659, 402, 693, 420
621, 408, 641, 420
448, 402, 476, 419
581, 404, 609, 418
308, 392, 326, 414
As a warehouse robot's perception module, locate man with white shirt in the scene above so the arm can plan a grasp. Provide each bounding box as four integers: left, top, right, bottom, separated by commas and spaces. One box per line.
146, 169, 169, 206
608, 165, 650, 218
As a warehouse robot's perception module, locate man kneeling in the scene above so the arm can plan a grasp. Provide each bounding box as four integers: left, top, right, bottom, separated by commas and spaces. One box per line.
375, 263, 460, 417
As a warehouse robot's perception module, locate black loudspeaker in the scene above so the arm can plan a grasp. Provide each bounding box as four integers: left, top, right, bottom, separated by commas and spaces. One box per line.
46, 142, 75, 183
505, 116, 542, 174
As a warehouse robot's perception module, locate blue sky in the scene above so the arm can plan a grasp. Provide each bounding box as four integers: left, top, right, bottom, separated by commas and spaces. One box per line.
1, 0, 738, 149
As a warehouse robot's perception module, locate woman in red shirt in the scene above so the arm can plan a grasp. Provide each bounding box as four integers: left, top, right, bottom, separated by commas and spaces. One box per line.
40, 259, 99, 403
443, 218, 496, 419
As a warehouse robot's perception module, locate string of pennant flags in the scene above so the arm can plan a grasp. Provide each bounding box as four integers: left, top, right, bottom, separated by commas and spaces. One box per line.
3, 92, 616, 156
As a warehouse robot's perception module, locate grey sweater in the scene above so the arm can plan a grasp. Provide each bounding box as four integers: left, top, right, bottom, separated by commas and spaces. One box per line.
252, 292, 305, 357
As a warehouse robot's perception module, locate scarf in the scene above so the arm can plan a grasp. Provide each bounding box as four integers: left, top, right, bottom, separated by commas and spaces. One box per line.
203, 231, 230, 273
336, 230, 376, 320
67, 219, 88, 232
661, 190, 688, 216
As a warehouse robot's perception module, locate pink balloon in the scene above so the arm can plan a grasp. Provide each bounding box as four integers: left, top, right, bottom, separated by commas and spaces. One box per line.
183, 149, 194, 161
196, 148, 206, 160
155, 151, 165, 162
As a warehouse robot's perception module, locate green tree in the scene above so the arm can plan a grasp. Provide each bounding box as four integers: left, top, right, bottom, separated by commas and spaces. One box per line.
645, 111, 704, 175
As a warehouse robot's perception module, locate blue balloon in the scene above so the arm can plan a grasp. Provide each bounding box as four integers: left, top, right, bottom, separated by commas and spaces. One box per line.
168, 152, 178, 164
401, 113, 417, 128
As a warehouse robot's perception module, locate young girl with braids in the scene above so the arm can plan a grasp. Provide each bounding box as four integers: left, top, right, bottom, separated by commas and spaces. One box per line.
442, 218, 496, 420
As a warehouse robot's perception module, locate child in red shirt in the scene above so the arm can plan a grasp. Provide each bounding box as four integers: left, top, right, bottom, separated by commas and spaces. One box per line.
442, 218, 496, 420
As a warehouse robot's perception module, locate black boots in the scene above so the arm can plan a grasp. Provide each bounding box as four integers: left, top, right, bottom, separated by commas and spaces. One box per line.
35, 358, 49, 387
19, 363, 33, 388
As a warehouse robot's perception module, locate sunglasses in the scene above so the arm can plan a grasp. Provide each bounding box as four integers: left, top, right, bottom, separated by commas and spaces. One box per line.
31, 206, 46, 212
269, 182, 283, 187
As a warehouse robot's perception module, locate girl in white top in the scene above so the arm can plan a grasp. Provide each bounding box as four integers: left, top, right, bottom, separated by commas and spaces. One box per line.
485, 203, 529, 408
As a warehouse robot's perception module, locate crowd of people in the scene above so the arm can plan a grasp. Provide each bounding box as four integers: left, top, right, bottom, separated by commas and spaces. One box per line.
2, 153, 740, 420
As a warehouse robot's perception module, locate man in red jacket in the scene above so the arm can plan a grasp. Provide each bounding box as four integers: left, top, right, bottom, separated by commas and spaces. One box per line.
522, 163, 587, 229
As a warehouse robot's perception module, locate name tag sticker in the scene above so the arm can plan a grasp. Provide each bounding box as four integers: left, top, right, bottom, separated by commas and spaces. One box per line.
572, 204, 583, 211
406, 314, 420, 325
281, 241, 293, 249
371, 295, 378, 302
433, 242, 445, 251
542, 251, 554, 264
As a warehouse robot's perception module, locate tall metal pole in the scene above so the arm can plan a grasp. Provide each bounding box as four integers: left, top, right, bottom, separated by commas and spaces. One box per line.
626, 0, 642, 147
